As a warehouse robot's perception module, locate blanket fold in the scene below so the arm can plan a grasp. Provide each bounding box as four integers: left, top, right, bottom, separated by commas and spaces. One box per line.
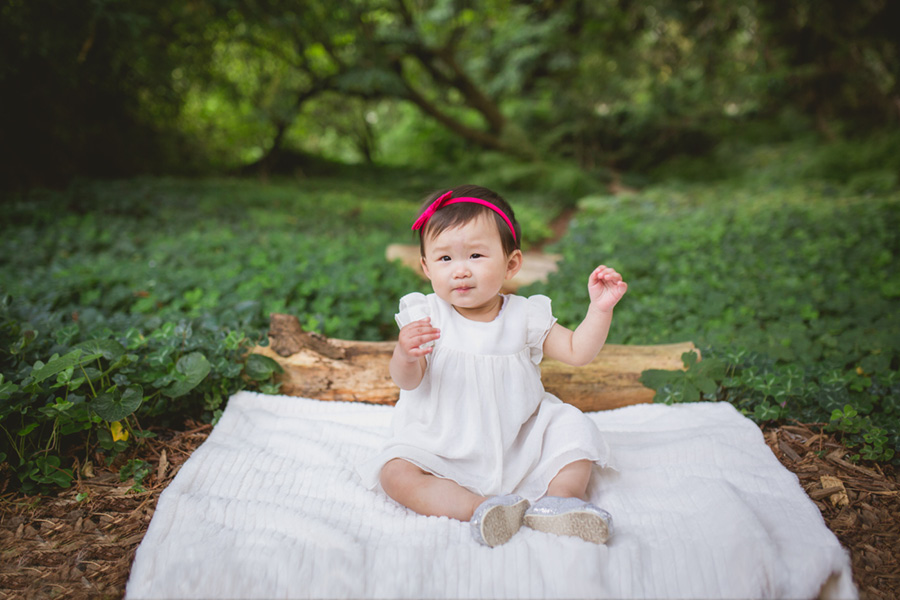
126, 392, 856, 599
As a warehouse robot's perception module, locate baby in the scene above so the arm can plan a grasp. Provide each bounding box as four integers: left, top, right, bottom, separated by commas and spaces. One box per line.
359, 184, 627, 547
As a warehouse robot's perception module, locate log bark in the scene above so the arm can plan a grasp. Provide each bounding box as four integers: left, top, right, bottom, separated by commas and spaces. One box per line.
251, 314, 696, 412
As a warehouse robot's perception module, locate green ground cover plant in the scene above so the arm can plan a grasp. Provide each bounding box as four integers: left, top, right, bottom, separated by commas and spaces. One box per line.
0, 173, 564, 493
2, 148, 898, 493
523, 143, 899, 464
0, 175, 439, 492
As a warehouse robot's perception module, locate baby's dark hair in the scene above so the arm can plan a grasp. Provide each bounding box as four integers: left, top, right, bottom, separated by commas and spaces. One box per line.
416, 185, 521, 257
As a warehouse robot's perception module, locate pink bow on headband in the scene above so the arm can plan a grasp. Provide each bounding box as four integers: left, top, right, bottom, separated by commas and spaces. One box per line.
411, 191, 517, 242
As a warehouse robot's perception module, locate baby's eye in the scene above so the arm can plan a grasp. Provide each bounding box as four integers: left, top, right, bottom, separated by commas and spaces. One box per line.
439, 256, 452, 262
470, 253, 483, 259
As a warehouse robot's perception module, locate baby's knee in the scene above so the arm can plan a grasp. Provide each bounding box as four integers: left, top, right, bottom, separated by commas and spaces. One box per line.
380, 458, 419, 494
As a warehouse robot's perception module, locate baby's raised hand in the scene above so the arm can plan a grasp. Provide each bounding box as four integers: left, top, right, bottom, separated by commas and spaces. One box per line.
588, 265, 628, 312
397, 317, 440, 362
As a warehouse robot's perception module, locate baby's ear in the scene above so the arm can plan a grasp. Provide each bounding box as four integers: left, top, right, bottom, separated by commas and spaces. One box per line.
420, 255, 431, 279
505, 249, 524, 280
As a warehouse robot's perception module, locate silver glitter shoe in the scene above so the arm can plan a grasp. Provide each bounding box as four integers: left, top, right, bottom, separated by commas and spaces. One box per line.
470, 494, 529, 547
524, 496, 613, 544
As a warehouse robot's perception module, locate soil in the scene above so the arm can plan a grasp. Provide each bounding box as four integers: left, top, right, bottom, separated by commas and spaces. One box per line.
1, 420, 897, 600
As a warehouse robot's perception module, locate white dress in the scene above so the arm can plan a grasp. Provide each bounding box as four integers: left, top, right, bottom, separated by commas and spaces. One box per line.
358, 292, 610, 502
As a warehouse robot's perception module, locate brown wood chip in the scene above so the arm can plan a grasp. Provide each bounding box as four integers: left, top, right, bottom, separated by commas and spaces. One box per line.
827, 450, 884, 480
818, 475, 850, 507
778, 440, 802, 462
2, 419, 898, 599
157, 449, 168, 482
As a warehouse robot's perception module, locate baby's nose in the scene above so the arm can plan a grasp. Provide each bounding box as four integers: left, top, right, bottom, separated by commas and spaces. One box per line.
453, 262, 471, 277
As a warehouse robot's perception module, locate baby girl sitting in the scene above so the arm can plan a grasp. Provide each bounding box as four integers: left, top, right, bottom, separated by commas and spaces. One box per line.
359, 185, 627, 547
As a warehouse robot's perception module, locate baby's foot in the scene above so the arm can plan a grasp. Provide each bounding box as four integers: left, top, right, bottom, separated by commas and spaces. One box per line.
524, 496, 613, 544
470, 494, 529, 547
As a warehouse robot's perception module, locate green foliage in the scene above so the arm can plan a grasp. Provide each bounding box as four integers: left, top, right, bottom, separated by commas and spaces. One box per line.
464, 153, 610, 207
0, 176, 427, 492
640, 351, 726, 404
6, 0, 897, 187
525, 149, 900, 464
638, 347, 899, 464
244, 354, 283, 382
756, 0, 900, 130
827, 405, 895, 463
119, 458, 153, 493
3, 146, 899, 495
0, 299, 259, 492
801, 133, 900, 195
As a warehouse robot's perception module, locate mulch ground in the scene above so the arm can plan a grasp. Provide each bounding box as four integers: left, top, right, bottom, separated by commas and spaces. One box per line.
764, 423, 900, 599
1, 420, 898, 599
0, 422, 213, 599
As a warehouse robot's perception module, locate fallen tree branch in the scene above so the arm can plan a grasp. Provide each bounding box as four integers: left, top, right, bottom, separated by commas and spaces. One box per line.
251, 314, 696, 412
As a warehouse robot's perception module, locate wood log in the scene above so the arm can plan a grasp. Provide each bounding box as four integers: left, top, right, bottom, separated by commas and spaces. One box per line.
251, 314, 696, 412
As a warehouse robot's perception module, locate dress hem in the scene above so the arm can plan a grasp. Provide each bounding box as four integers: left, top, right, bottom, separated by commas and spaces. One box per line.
357, 443, 614, 504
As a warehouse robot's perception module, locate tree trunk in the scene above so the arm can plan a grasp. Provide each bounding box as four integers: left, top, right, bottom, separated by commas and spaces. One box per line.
252, 314, 695, 412
247, 83, 329, 175
400, 81, 513, 153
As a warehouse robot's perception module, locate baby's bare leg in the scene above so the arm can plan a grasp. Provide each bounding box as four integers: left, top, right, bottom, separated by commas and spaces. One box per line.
545, 459, 593, 500
380, 458, 486, 521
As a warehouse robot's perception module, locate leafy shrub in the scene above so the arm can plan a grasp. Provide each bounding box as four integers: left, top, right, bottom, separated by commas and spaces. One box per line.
802, 132, 900, 193
640, 349, 898, 464
0, 177, 429, 492
524, 177, 900, 464
465, 152, 609, 208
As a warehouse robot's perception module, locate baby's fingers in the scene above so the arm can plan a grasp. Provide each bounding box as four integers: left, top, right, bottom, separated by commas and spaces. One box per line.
408, 330, 440, 348
405, 344, 435, 358
400, 320, 440, 351
400, 317, 433, 335
591, 265, 623, 284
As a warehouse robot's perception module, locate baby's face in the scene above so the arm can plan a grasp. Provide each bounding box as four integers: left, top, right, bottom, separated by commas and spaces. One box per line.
420, 215, 519, 320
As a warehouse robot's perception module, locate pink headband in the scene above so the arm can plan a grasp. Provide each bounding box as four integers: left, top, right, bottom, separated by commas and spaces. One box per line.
411, 191, 517, 242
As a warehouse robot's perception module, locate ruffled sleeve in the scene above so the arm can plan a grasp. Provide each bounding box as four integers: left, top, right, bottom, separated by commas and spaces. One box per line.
524, 294, 558, 364
395, 292, 431, 329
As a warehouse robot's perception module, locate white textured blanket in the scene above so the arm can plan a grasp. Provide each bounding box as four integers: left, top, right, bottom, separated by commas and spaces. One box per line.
126, 392, 856, 599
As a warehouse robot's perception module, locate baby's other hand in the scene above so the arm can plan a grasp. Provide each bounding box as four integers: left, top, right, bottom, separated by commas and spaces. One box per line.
397, 318, 440, 362
588, 265, 628, 312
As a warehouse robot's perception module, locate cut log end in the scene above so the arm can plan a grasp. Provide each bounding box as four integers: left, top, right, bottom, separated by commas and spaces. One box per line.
254, 313, 695, 412
267, 313, 346, 360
